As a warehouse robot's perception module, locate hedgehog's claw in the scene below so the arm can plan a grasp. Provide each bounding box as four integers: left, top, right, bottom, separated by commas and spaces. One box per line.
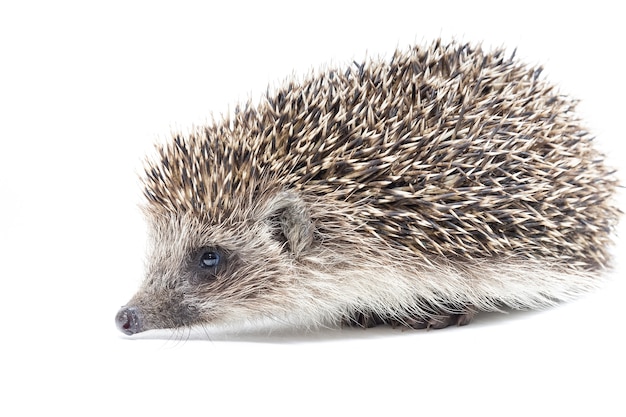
396, 309, 476, 330
343, 307, 476, 330
342, 311, 386, 328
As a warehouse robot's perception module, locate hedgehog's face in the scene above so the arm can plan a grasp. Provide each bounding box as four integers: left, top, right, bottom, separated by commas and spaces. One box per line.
116, 190, 315, 335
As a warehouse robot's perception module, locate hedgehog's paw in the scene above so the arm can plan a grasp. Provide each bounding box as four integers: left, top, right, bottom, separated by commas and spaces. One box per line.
342, 308, 475, 330
394, 308, 476, 330
342, 311, 386, 328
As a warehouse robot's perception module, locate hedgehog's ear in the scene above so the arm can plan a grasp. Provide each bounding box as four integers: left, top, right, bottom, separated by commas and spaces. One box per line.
263, 190, 314, 257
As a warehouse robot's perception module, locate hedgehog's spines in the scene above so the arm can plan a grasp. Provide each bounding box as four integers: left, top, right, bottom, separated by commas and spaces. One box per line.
142, 40, 619, 271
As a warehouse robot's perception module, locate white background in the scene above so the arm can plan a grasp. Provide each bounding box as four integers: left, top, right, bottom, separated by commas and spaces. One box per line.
1, 1, 624, 416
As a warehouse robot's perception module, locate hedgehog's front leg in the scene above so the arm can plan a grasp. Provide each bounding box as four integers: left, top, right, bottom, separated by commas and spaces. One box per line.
343, 306, 476, 330
342, 311, 387, 328
394, 308, 476, 329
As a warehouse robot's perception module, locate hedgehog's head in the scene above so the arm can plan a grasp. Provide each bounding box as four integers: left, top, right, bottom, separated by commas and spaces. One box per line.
116, 131, 318, 335
115, 191, 315, 335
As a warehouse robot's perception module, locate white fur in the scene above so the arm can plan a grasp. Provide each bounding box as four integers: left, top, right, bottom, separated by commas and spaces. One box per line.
220, 245, 604, 329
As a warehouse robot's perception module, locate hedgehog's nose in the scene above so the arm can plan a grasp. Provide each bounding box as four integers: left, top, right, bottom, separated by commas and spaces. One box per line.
116, 306, 142, 335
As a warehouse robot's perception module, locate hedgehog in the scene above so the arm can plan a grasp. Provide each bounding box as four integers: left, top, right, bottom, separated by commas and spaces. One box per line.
116, 40, 620, 336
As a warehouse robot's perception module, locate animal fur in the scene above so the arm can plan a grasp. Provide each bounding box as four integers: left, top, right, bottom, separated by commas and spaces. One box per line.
116, 40, 620, 335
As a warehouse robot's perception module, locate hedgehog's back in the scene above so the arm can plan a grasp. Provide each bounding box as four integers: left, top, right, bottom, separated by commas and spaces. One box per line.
144, 41, 619, 270
249, 41, 619, 269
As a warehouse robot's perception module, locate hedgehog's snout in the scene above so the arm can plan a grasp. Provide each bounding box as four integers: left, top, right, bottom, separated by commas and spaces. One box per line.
116, 306, 142, 335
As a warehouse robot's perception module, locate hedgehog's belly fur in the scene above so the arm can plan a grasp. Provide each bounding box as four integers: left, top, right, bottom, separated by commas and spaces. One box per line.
279, 250, 601, 330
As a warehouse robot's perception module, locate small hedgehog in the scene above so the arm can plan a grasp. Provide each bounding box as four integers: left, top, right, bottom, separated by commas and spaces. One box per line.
116, 40, 619, 335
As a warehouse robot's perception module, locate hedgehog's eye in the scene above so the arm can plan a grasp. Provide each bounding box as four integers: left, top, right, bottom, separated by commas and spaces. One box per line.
189, 248, 225, 285
199, 250, 221, 269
